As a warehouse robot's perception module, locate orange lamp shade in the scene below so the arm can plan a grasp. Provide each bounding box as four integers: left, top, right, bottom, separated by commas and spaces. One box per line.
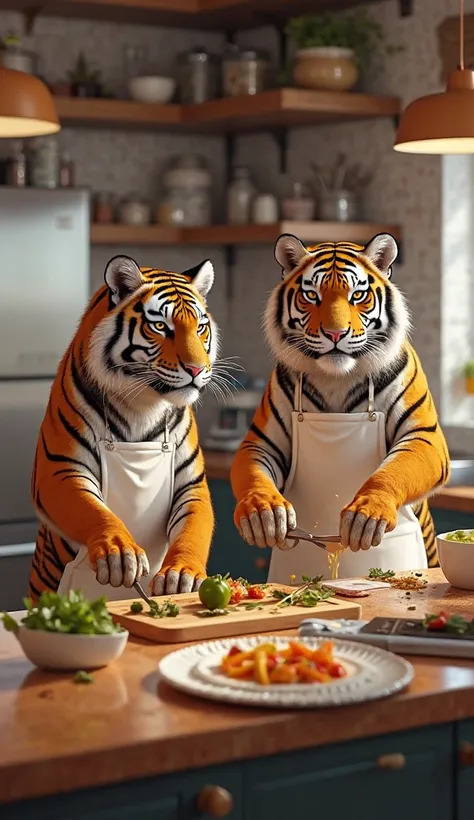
395, 69, 474, 154
0, 66, 60, 138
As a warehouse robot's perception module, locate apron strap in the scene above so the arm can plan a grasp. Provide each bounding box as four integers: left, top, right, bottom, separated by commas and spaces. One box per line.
164, 416, 170, 443
295, 374, 304, 419
368, 376, 376, 418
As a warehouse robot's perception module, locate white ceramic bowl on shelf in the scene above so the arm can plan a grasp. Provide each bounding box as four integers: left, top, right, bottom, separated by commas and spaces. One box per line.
437, 530, 474, 590
16, 626, 129, 671
128, 76, 176, 104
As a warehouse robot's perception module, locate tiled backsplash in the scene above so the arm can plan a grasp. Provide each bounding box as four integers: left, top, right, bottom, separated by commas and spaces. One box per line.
1, 0, 471, 445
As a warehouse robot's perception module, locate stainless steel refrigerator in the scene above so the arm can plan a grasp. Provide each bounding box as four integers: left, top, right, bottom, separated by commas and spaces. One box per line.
0, 188, 90, 607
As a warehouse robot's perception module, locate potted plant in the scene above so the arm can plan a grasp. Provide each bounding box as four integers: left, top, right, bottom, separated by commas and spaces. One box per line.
463, 361, 474, 394
67, 51, 102, 98
285, 10, 401, 93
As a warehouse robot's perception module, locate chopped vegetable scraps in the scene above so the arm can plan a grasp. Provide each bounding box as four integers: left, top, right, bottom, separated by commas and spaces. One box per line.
367, 569, 427, 591
271, 575, 333, 610
220, 640, 347, 686
74, 670, 94, 684
1, 591, 124, 635
423, 611, 474, 634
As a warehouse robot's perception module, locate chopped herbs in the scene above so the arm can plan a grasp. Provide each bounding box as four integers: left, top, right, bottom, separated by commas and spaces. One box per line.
129, 601, 144, 614
197, 608, 231, 617
271, 576, 333, 610
74, 670, 94, 684
147, 599, 180, 619
423, 612, 474, 634
367, 568, 396, 581
1, 591, 124, 635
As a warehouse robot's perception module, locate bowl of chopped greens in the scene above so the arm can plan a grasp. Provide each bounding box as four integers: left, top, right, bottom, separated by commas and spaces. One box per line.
437, 531, 474, 590
1, 591, 128, 671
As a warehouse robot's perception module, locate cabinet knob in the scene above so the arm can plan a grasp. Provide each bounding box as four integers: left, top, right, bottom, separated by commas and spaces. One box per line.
460, 742, 474, 766
196, 785, 233, 817
376, 753, 406, 770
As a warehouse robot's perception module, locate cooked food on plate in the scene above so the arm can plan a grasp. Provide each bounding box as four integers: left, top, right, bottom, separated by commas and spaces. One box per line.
220, 639, 347, 685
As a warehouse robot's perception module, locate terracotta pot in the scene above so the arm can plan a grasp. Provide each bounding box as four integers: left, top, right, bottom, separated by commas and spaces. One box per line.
465, 376, 474, 394
293, 47, 359, 92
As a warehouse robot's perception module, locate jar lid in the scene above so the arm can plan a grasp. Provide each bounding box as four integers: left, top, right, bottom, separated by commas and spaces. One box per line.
238, 49, 270, 62
180, 46, 218, 64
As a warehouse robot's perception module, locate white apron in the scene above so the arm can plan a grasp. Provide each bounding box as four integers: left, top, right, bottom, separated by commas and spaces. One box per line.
268, 374, 427, 583
57, 423, 175, 601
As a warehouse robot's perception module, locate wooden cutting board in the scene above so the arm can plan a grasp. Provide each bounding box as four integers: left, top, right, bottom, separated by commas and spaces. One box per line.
107, 585, 362, 644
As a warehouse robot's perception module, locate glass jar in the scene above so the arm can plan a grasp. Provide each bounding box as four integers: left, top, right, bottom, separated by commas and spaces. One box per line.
119, 193, 151, 226
222, 46, 271, 97
320, 190, 359, 222
281, 182, 315, 221
252, 193, 278, 225
29, 136, 59, 188
93, 192, 114, 224
178, 47, 219, 104
158, 154, 212, 227
59, 152, 75, 188
227, 166, 256, 225
6, 140, 27, 187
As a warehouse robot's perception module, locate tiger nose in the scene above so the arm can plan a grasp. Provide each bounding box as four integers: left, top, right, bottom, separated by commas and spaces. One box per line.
323, 328, 349, 343
185, 364, 205, 378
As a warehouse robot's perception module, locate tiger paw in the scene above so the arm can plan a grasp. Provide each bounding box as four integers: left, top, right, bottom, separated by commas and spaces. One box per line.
234, 490, 296, 548
151, 561, 205, 596
88, 531, 149, 588
340, 493, 397, 552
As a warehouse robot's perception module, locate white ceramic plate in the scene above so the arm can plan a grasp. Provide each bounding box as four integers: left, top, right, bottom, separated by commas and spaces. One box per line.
158, 635, 414, 708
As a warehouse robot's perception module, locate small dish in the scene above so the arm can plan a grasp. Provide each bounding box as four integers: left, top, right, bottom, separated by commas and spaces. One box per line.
128, 76, 176, 103
437, 530, 474, 590
17, 626, 129, 671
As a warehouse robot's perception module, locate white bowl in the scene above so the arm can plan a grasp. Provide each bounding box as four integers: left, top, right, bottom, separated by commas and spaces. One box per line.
437, 530, 474, 590
128, 75, 176, 104
16, 626, 129, 671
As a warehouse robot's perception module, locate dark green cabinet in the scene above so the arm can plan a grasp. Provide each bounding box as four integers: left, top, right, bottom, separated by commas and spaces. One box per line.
456, 719, 474, 820
1, 723, 465, 820
208, 478, 270, 583
430, 508, 474, 536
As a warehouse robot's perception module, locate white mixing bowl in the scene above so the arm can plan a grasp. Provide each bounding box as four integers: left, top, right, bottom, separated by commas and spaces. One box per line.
128, 75, 176, 103
17, 626, 129, 671
437, 530, 474, 590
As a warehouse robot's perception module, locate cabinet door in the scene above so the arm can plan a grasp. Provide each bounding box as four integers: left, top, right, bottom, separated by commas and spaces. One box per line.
208, 478, 270, 583
456, 719, 474, 820
430, 508, 474, 535
244, 725, 453, 820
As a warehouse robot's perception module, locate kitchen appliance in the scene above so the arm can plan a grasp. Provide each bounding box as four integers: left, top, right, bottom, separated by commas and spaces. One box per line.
204, 378, 265, 451
0, 187, 90, 554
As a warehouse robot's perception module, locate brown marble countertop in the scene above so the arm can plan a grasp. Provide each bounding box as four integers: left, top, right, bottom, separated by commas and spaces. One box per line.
203, 450, 474, 513
3, 568, 474, 805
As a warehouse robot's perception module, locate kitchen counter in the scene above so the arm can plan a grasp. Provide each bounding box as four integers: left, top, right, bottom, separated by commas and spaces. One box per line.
203, 449, 474, 512
2, 568, 474, 808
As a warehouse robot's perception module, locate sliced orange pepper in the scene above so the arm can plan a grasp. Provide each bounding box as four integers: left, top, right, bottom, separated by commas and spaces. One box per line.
254, 647, 270, 685
225, 663, 255, 678
288, 641, 314, 660
269, 664, 299, 684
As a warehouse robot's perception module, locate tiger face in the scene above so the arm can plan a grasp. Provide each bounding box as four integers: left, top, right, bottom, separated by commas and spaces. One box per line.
265, 233, 409, 377
90, 255, 219, 407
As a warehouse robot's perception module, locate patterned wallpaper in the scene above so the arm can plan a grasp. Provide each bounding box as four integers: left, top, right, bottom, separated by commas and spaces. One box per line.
1, 0, 471, 448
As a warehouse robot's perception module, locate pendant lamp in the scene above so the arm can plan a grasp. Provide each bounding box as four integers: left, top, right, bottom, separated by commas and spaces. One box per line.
394, 0, 474, 154
0, 66, 60, 138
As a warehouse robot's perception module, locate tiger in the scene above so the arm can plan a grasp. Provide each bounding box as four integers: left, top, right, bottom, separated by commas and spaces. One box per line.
231, 232, 450, 565
29, 254, 218, 603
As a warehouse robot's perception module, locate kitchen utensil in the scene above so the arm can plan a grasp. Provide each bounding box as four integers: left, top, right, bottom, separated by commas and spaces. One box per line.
158, 635, 414, 708
133, 580, 153, 606
286, 528, 342, 550
108, 585, 361, 644
128, 75, 176, 103
299, 617, 474, 659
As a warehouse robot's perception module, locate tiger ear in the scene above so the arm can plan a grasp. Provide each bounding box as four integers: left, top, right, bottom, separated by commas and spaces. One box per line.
182, 260, 214, 297
363, 233, 398, 279
104, 255, 144, 305
274, 233, 307, 278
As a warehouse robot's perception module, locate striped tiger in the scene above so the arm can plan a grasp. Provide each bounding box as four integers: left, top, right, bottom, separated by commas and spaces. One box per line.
231, 233, 450, 566
29, 255, 219, 602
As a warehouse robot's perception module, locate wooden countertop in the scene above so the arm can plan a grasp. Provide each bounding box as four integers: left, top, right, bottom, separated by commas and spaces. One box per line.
203, 450, 474, 513
3, 570, 474, 805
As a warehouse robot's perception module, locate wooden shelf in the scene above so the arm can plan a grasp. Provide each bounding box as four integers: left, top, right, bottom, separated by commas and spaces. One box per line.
90, 222, 402, 246
1, 0, 390, 30
55, 89, 400, 133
